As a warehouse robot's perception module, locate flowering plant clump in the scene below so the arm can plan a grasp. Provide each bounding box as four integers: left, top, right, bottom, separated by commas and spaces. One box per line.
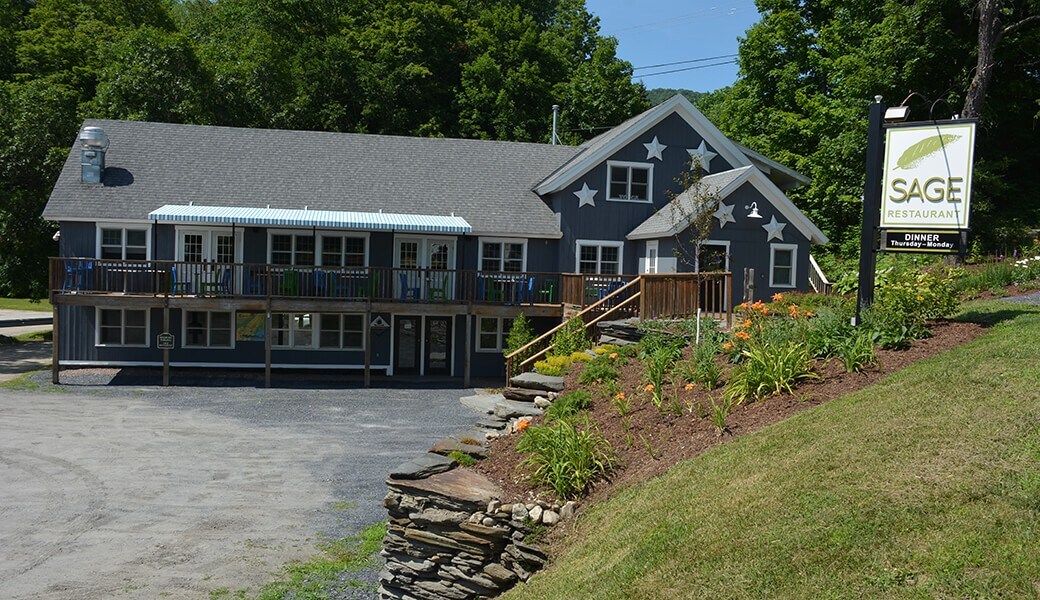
725, 298, 814, 357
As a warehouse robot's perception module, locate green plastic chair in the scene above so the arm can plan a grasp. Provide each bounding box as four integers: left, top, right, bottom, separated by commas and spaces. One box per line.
428, 273, 451, 301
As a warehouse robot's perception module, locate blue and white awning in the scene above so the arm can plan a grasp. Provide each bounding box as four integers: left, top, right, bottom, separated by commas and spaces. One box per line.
147, 204, 472, 234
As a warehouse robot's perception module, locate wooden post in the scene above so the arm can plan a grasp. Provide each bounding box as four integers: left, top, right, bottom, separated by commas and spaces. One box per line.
162, 305, 170, 386
264, 309, 272, 388
726, 273, 734, 329
463, 312, 472, 387
364, 311, 371, 388
51, 302, 59, 384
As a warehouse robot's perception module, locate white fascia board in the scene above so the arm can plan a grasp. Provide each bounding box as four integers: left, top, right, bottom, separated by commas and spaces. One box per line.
534, 94, 752, 196
470, 229, 562, 240
746, 170, 829, 245
626, 167, 753, 241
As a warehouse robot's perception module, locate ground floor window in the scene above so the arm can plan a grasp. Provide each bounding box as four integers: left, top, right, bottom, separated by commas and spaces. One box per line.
273, 313, 363, 349
576, 240, 623, 274
477, 316, 514, 352
770, 243, 797, 288
97, 308, 148, 346
184, 311, 233, 348
319, 314, 364, 350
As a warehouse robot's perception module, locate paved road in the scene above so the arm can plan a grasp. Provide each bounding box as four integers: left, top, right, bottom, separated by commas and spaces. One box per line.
0, 382, 479, 599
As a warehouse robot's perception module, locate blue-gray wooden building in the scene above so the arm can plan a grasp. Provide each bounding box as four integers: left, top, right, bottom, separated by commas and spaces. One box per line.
43, 95, 828, 384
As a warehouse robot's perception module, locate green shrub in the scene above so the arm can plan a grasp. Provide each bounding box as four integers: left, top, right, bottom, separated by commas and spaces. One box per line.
505, 313, 535, 359
637, 331, 686, 362
593, 344, 619, 356
518, 417, 616, 499
545, 390, 592, 423
836, 331, 878, 373
725, 341, 815, 403
874, 267, 958, 329
534, 354, 574, 376
448, 450, 477, 467
692, 340, 723, 390
570, 351, 593, 362
578, 360, 619, 385
550, 317, 591, 357
804, 307, 854, 358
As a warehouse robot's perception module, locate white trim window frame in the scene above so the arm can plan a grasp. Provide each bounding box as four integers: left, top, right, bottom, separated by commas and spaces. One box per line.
270, 312, 315, 348
318, 232, 370, 268
575, 239, 624, 275
95, 307, 149, 347
97, 223, 152, 260
268, 230, 316, 266
644, 240, 659, 274
606, 160, 653, 204
318, 313, 365, 350
769, 243, 798, 288
478, 238, 527, 272
476, 316, 514, 353
183, 310, 234, 349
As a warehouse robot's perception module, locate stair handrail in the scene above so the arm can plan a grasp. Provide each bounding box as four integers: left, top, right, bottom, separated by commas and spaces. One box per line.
808, 254, 833, 294
505, 276, 641, 381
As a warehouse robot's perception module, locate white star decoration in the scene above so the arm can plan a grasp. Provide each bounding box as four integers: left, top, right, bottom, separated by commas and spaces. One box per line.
687, 140, 718, 172
713, 202, 736, 228
762, 215, 787, 241
574, 182, 598, 208
643, 136, 667, 161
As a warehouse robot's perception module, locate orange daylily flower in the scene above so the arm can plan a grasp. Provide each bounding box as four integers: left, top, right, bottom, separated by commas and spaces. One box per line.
609, 352, 619, 359
517, 419, 530, 432
684, 383, 695, 391
615, 392, 626, 400
772, 293, 784, 302
645, 384, 655, 392
722, 342, 732, 351
735, 330, 751, 340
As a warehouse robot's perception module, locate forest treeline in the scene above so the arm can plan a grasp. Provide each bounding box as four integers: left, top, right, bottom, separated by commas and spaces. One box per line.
1, 0, 1037, 297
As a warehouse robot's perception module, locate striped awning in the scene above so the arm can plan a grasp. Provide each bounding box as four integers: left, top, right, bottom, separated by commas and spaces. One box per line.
147, 204, 472, 234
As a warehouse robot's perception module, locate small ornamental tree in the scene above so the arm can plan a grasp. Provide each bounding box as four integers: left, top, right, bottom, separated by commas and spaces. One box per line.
667, 157, 723, 269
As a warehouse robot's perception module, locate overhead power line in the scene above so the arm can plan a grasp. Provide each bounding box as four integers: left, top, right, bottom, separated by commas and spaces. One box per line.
632, 54, 738, 71
634, 60, 739, 78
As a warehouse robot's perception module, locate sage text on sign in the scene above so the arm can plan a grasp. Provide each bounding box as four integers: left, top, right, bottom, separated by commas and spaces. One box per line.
882, 230, 961, 253
880, 122, 976, 230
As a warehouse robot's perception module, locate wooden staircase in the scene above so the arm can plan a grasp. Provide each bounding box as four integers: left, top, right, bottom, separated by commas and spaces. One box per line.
503, 272, 733, 381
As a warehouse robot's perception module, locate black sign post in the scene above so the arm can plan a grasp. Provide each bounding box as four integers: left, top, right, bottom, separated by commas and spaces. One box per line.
855, 97, 886, 326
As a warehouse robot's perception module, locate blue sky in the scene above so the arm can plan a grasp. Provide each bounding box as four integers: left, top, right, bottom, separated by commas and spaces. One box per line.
584, 0, 761, 93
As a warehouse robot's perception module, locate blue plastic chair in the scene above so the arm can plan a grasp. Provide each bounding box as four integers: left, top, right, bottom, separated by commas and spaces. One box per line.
399, 273, 421, 301
243, 267, 265, 295
169, 264, 192, 295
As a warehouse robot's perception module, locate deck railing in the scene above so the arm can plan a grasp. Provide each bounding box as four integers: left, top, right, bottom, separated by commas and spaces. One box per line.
50, 258, 568, 306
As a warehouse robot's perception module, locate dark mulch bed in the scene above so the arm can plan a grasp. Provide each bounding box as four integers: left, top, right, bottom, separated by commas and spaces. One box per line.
472, 320, 986, 510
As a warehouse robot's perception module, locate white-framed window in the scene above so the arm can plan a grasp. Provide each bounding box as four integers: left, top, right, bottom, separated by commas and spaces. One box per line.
576, 240, 624, 275
269, 232, 315, 266
97, 224, 151, 260
272, 313, 364, 349
477, 316, 514, 352
769, 243, 798, 288
320, 234, 368, 267
96, 308, 149, 347
319, 314, 365, 350
606, 160, 652, 203
184, 311, 233, 348
479, 238, 527, 272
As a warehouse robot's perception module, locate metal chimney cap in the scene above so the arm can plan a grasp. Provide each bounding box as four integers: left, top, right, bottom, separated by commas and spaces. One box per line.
79, 126, 109, 149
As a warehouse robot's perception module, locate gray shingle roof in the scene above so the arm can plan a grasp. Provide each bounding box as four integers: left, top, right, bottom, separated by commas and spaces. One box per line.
627, 167, 752, 239
43, 120, 583, 237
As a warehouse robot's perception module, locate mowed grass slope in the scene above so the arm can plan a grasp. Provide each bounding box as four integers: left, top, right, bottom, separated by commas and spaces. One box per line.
505, 302, 1040, 599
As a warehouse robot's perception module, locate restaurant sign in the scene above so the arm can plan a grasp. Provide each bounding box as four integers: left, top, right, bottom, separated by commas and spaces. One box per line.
880, 122, 975, 230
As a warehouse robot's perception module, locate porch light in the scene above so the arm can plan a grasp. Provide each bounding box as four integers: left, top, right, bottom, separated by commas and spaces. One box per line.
884, 105, 911, 122
745, 202, 762, 219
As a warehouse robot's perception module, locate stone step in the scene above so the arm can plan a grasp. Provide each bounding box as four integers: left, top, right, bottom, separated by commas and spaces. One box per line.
430, 438, 488, 459
389, 452, 457, 480
460, 393, 504, 415
501, 387, 543, 402
477, 417, 508, 430
508, 372, 564, 392
494, 399, 543, 419
598, 335, 637, 347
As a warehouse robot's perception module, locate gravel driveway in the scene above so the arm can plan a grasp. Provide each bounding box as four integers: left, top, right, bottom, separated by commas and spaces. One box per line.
0, 376, 479, 599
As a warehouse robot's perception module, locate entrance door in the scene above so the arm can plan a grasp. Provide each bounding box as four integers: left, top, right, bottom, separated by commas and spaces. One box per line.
394, 316, 420, 375
425, 239, 456, 301
425, 317, 452, 375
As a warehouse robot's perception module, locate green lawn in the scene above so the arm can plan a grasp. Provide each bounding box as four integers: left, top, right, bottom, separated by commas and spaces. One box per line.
0, 297, 50, 312
504, 301, 1040, 599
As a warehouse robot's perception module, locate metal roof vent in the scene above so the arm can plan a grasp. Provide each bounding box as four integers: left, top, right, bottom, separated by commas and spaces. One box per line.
79, 126, 109, 184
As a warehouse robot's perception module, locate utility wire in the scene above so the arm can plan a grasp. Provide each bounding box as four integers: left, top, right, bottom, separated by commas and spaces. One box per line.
634, 60, 739, 78
632, 54, 738, 71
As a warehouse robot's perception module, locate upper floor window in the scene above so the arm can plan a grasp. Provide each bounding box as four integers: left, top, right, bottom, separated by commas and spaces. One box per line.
99, 226, 149, 260
577, 241, 623, 275
480, 239, 526, 272
607, 161, 652, 203
321, 235, 367, 267
270, 233, 315, 266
